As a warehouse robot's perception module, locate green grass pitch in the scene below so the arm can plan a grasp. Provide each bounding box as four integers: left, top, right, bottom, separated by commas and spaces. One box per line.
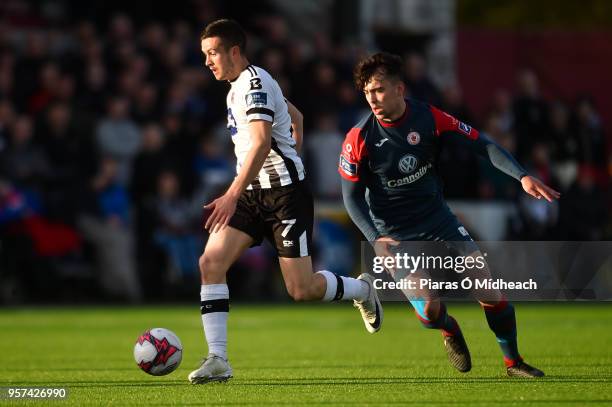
0, 303, 610, 406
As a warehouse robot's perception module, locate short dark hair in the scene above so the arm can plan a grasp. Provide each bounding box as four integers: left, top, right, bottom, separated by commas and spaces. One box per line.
200, 19, 247, 52
353, 52, 404, 90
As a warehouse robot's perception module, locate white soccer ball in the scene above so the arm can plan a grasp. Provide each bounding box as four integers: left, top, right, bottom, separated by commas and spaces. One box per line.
134, 328, 183, 376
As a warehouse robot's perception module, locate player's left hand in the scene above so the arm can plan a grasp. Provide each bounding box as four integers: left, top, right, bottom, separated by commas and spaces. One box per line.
204, 193, 238, 233
520, 175, 561, 202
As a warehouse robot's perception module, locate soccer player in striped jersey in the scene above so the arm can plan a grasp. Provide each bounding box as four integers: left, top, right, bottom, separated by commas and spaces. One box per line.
340, 52, 560, 378
188, 19, 383, 384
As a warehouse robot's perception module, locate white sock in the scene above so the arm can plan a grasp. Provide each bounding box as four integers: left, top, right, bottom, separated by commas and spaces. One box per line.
200, 284, 229, 360
316, 270, 369, 302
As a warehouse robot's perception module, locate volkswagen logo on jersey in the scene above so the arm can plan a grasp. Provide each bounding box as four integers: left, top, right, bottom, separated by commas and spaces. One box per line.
398, 154, 418, 174
407, 131, 420, 145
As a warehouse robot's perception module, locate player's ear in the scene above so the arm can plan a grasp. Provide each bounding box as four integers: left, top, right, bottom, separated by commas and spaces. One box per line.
396, 81, 406, 97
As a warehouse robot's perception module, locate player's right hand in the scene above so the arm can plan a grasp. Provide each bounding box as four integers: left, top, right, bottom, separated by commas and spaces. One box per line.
520, 175, 561, 202
203, 192, 238, 234
373, 236, 400, 276
373, 236, 400, 258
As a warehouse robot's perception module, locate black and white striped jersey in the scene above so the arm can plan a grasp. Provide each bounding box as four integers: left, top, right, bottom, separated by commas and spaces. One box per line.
226, 64, 305, 189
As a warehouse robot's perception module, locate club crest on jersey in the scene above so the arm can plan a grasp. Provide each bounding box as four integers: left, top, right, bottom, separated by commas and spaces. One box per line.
245, 92, 268, 107
458, 121, 472, 135
398, 154, 418, 174
407, 131, 420, 145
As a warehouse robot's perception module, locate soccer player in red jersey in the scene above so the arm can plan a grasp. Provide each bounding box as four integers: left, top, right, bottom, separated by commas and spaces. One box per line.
340, 52, 560, 377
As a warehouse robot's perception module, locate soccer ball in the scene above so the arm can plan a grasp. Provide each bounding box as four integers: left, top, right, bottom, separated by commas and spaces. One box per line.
134, 328, 183, 376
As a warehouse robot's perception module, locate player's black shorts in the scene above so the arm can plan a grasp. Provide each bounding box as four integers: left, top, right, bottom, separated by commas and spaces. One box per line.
228, 180, 313, 258
391, 215, 480, 257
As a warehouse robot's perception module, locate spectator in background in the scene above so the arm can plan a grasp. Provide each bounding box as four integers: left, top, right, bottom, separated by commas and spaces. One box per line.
54, 74, 77, 106
132, 82, 160, 124
96, 96, 141, 186
305, 112, 343, 199
0, 99, 15, 150
259, 47, 291, 98
79, 156, 141, 302
14, 32, 49, 112
130, 123, 169, 300
549, 101, 578, 191
160, 40, 186, 86
304, 61, 339, 125
0, 52, 16, 104
490, 89, 514, 134
438, 82, 481, 195
161, 111, 197, 192
440, 83, 474, 124
41, 102, 96, 220
573, 96, 607, 168
478, 113, 520, 200
513, 69, 550, 160
192, 135, 233, 206
258, 47, 285, 79
131, 123, 167, 206
437, 88, 481, 199
28, 62, 60, 114
517, 143, 559, 239
140, 22, 168, 83
105, 14, 135, 74
403, 52, 441, 106
336, 80, 364, 133
1, 115, 47, 190
79, 62, 108, 116
153, 170, 201, 279
560, 166, 608, 240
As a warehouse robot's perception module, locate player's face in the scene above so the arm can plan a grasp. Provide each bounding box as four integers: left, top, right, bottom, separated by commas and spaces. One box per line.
201, 37, 235, 81
363, 74, 405, 121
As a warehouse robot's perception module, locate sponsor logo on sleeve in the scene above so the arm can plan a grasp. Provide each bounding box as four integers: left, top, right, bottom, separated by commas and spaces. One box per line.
458, 121, 472, 135
245, 92, 268, 107
339, 155, 357, 176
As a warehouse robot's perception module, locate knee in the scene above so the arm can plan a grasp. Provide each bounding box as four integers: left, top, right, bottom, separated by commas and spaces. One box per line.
198, 252, 225, 283
287, 283, 313, 302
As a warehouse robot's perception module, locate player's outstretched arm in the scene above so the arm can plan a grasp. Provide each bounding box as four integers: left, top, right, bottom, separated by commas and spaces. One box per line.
205, 120, 272, 233
469, 135, 561, 201
431, 105, 526, 183
286, 99, 303, 153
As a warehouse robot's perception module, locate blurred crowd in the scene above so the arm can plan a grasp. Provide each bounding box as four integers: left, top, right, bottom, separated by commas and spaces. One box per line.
0, 2, 609, 303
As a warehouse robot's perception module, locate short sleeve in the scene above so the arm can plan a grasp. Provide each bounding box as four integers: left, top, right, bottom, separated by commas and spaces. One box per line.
244, 76, 276, 123
338, 128, 367, 182
430, 105, 479, 140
